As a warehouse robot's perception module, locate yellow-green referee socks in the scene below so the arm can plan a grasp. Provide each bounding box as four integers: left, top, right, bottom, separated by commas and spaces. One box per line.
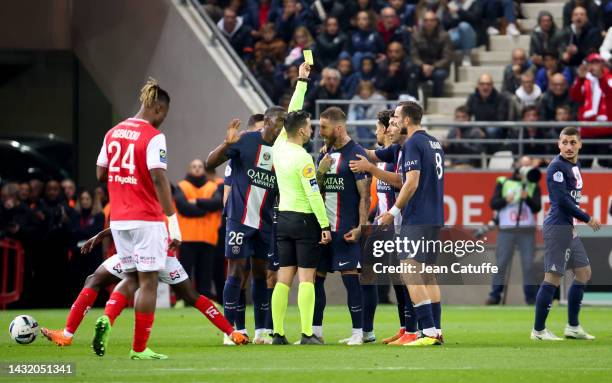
298, 282, 315, 336
272, 282, 290, 336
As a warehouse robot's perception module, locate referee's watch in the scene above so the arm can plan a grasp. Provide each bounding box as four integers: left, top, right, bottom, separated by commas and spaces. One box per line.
297, 77, 311, 83
321, 226, 331, 231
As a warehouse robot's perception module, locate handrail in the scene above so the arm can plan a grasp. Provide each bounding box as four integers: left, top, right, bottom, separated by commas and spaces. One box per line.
307, 119, 612, 166
185, 0, 273, 108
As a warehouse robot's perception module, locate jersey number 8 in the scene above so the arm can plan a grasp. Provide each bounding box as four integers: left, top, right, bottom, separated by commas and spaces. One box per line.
435, 152, 443, 180
108, 141, 136, 174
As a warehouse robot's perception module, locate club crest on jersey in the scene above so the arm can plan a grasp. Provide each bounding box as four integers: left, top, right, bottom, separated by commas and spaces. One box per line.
553, 171, 564, 183
159, 149, 167, 163
302, 164, 315, 178
256, 145, 273, 171
232, 245, 241, 255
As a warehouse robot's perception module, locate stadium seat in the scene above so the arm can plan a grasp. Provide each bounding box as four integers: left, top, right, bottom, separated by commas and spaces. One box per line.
488, 151, 514, 169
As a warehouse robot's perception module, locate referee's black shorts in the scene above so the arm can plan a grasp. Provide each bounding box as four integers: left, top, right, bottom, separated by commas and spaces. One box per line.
277, 211, 322, 268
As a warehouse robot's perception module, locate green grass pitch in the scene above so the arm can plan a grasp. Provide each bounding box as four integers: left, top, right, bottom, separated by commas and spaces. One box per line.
1, 305, 611, 382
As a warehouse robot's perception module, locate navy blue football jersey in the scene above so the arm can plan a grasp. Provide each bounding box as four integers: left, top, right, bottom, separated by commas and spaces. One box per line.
544, 155, 590, 226
225, 131, 278, 231
317, 140, 368, 234
400, 130, 444, 225
374, 144, 402, 215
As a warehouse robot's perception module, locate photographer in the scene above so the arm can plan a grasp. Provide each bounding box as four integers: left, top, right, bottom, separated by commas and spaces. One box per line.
486, 157, 541, 305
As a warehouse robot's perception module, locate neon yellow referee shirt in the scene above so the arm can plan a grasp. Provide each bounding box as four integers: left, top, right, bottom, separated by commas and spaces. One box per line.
272, 81, 329, 229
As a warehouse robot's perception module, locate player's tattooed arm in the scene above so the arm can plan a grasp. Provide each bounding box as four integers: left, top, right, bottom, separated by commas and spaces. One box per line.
206, 119, 242, 169
344, 178, 371, 242
96, 166, 108, 183
316, 153, 332, 190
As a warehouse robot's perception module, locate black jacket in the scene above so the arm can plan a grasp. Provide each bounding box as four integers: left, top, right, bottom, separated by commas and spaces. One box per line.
556, 23, 603, 66
315, 31, 348, 68
537, 90, 577, 121
466, 88, 509, 121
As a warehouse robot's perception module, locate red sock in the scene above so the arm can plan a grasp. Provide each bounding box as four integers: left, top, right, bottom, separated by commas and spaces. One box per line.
195, 295, 234, 335
65, 288, 98, 334
133, 312, 155, 352
104, 292, 128, 325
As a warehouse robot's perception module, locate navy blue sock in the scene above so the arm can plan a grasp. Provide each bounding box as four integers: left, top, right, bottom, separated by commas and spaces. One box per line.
265, 287, 274, 330
361, 284, 378, 333
235, 289, 246, 331
313, 275, 326, 327
393, 284, 407, 328
431, 302, 442, 330
414, 302, 434, 331
341, 274, 363, 329
222, 276, 241, 328
405, 291, 418, 333
534, 282, 557, 331
568, 281, 586, 327
251, 278, 268, 330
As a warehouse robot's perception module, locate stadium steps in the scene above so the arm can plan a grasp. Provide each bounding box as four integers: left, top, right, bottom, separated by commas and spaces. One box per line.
425, 0, 555, 118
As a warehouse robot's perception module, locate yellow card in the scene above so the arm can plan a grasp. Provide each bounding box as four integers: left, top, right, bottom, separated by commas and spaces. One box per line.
303, 50, 314, 65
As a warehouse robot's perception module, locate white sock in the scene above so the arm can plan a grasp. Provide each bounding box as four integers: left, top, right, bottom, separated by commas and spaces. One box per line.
238, 329, 248, 335
436, 328, 442, 336
255, 329, 266, 338
312, 326, 323, 338
63, 329, 73, 338
352, 328, 363, 337
364, 331, 375, 338
266, 329, 273, 335
422, 327, 437, 337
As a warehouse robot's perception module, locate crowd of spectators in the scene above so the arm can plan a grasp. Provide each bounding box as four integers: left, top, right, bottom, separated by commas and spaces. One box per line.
0, 169, 227, 309
205, 1, 612, 165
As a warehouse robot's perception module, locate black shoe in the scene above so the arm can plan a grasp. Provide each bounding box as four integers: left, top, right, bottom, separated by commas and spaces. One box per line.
300, 333, 324, 345
272, 333, 289, 345
485, 297, 500, 305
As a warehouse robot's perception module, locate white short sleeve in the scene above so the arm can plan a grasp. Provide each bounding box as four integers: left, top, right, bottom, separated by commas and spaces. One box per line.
146, 133, 168, 170
96, 139, 108, 167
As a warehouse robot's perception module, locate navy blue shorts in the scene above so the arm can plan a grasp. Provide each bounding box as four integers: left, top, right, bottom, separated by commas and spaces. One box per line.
267, 222, 279, 271
225, 219, 271, 260
318, 231, 362, 272
543, 225, 589, 275
397, 225, 441, 264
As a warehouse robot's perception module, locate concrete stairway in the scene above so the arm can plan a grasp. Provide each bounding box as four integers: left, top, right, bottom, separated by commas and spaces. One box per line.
424, 0, 567, 128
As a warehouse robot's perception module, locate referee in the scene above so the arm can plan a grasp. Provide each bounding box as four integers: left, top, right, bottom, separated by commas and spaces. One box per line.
270, 62, 331, 345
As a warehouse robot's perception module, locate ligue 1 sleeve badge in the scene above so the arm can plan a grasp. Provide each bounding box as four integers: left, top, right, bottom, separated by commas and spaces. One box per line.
302, 164, 315, 178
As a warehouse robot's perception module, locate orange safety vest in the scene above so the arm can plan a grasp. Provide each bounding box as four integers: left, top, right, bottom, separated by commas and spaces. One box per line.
177, 180, 221, 245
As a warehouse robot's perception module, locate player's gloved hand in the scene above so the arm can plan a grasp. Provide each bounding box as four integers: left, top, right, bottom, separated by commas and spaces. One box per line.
349, 154, 373, 174
343, 227, 361, 242
224, 119, 242, 145
167, 213, 182, 250
587, 217, 601, 232
318, 154, 332, 174
320, 229, 332, 245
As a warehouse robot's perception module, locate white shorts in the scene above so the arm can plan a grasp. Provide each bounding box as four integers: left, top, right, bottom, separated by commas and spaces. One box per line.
102, 254, 189, 285
111, 223, 168, 272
